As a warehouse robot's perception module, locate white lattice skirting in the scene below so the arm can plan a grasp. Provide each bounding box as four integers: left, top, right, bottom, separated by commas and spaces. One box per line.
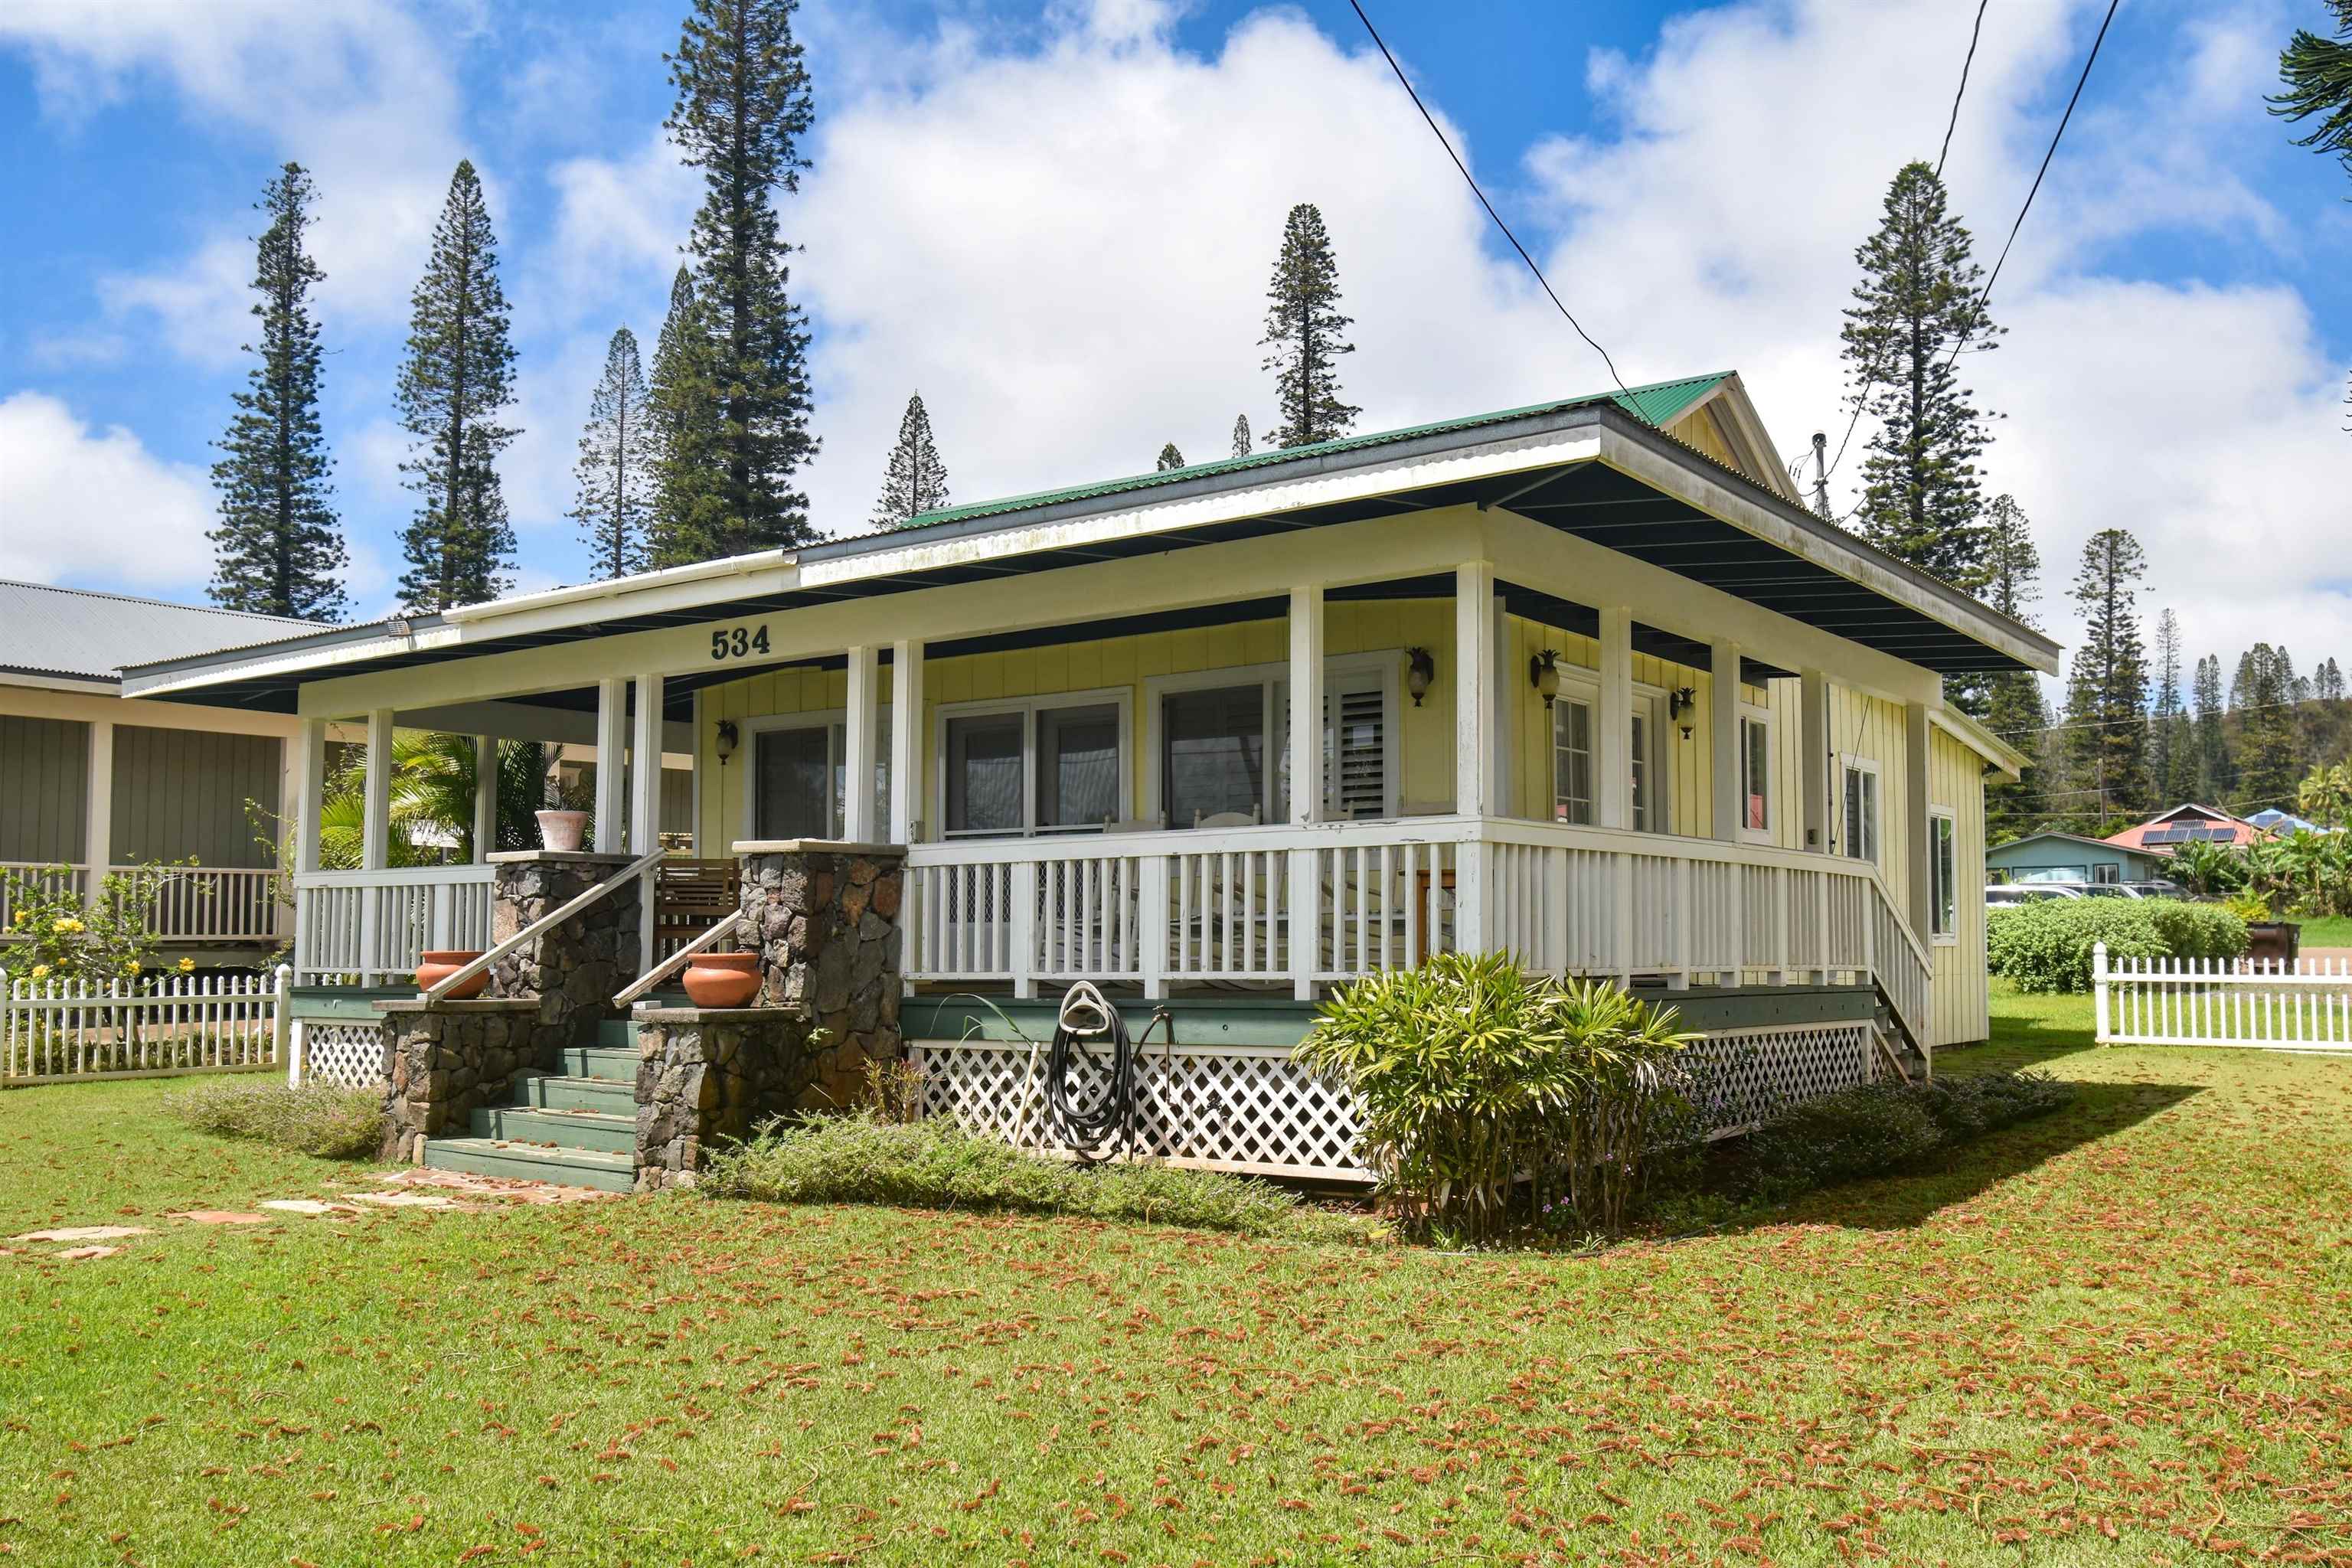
909, 1019, 1878, 1184
906, 1037, 1372, 1182
293, 1021, 390, 1089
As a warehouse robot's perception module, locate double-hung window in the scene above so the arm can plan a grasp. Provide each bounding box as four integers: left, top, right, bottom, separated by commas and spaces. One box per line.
1929, 808, 1958, 939
1842, 760, 1880, 864
939, 693, 1129, 838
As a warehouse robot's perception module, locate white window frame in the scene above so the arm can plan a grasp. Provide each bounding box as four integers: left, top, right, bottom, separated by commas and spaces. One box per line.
1140, 652, 1400, 825
1841, 755, 1882, 865
740, 709, 845, 843
1549, 671, 1671, 833
1549, 670, 1599, 826
1929, 806, 1958, 942
1736, 701, 1775, 846
929, 685, 1134, 839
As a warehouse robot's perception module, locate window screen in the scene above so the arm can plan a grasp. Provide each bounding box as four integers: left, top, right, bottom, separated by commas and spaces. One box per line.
754, 726, 832, 841
1037, 704, 1120, 828
945, 713, 1024, 835
1163, 686, 1264, 827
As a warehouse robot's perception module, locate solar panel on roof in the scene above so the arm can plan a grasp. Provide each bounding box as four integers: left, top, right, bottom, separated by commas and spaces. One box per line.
2144, 826, 2183, 844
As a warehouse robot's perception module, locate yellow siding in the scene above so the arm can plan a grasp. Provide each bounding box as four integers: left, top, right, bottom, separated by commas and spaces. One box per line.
1664, 405, 1737, 469
1930, 726, 1990, 1047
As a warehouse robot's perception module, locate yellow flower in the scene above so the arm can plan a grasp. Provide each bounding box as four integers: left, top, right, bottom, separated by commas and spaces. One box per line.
28, 965, 49, 980
8, 909, 24, 926
123, 960, 142, 975
51, 916, 82, 935
177, 957, 197, 974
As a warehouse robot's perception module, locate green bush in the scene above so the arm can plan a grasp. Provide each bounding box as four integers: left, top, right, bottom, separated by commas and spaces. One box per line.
1733, 1070, 2073, 1200
699, 1113, 1325, 1239
1296, 952, 1697, 1239
1987, 897, 2246, 993
163, 1078, 384, 1160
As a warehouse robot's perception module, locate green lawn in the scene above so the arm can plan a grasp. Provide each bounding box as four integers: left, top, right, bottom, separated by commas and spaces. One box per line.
6, 990, 2352, 1566
2288, 913, 2352, 948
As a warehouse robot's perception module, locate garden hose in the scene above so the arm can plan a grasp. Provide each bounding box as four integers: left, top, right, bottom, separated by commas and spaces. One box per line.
1046, 981, 1170, 1162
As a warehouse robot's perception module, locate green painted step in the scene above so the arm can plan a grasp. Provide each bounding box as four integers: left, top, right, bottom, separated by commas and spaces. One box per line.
595, 1018, 639, 1048
511, 1069, 633, 1114
470, 1104, 635, 1153
558, 1045, 639, 1079
422, 1136, 635, 1193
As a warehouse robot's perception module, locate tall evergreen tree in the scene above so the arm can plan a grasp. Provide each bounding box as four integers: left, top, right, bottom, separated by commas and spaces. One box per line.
1155, 443, 1186, 472
2148, 608, 2187, 805
2272, 2, 2352, 430
1259, 203, 1358, 449
571, 326, 654, 580
207, 162, 348, 622
2235, 643, 2305, 810
658, 0, 819, 564
395, 160, 518, 612
648, 266, 720, 552
2194, 654, 2232, 803
871, 392, 949, 528
1230, 414, 1252, 459
1978, 495, 2047, 841
2061, 529, 2150, 822
2319, 657, 2347, 702
1839, 162, 1999, 601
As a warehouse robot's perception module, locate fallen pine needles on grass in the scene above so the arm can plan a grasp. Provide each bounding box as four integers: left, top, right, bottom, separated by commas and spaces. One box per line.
700, 1112, 1365, 1240
1729, 1068, 2075, 1200
162, 1077, 384, 1160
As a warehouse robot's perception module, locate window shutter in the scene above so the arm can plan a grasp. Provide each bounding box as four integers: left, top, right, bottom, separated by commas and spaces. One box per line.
1327, 684, 1387, 819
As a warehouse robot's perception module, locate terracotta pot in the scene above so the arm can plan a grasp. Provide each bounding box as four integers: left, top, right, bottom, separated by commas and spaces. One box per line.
416, 949, 488, 999
681, 952, 763, 1009
534, 808, 590, 851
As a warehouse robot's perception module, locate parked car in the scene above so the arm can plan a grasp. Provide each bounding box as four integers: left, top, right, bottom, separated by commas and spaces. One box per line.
1986, 884, 2082, 906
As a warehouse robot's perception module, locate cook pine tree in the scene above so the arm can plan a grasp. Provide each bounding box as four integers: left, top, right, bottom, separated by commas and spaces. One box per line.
1977, 495, 2047, 841
655, 0, 819, 565
2148, 609, 2195, 805
207, 161, 349, 622
2194, 654, 2232, 803
2061, 528, 2151, 824
648, 266, 720, 548
2272, 1, 2352, 429
395, 159, 518, 612
1230, 414, 1252, 459
2233, 643, 2305, 812
1260, 203, 1359, 449
1155, 443, 1186, 472
571, 326, 655, 580
872, 393, 949, 528
1840, 161, 2000, 712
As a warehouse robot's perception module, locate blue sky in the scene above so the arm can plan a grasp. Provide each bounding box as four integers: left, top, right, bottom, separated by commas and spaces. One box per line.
3, 0, 2348, 681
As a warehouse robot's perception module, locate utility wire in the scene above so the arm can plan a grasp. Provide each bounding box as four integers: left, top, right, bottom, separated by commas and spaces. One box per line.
1344, 0, 1640, 415
1941, 0, 2123, 371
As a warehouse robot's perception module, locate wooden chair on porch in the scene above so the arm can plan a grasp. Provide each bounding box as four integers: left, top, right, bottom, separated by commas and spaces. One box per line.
654, 859, 743, 959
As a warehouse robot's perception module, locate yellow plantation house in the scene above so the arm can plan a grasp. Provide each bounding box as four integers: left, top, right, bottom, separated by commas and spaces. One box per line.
123, 373, 2047, 1182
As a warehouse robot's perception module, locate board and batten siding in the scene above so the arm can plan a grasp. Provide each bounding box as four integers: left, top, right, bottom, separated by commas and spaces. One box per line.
109, 726, 283, 868
0, 714, 90, 863
1929, 724, 1990, 1047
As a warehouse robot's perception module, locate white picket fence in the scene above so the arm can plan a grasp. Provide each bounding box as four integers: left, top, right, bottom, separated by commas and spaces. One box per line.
1, 967, 288, 1084
2093, 942, 2352, 1053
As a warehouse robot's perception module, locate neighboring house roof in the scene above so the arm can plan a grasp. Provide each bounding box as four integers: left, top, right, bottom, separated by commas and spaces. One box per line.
2105, 803, 2267, 852
1986, 831, 2170, 861
2246, 808, 2334, 835
0, 580, 317, 689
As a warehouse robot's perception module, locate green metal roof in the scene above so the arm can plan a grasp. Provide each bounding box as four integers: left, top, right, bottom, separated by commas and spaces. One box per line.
896, 371, 1731, 531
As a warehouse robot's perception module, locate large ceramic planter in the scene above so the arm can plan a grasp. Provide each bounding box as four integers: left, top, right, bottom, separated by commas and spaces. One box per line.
534, 809, 590, 851
681, 952, 763, 1009
416, 949, 488, 999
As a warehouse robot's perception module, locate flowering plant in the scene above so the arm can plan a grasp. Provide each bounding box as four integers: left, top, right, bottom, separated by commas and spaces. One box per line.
1, 861, 203, 988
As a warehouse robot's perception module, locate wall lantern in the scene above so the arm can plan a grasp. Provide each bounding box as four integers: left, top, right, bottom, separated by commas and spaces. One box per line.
1527, 648, 1562, 708
1668, 687, 1697, 740
714, 718, 740, 766
1405, 648, 1435, 707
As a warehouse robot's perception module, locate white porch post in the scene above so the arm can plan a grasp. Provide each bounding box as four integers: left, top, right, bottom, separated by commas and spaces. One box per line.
1289, 584, 1325, 1000
1455, 564, 1495, 956
1710, 639, 1741, 842
631, 675, 665, 972
889, 639, 923, 844
594, 677, 627, 853
1904, 700, 1933, 940
1801, 668, 1831, 853
293, 719, 327, 877
361, 708, 394, 871
1596, 606, 1632, 830
843, 645, 878, 843
83, 717, 114, 888
472, 735, 498, 861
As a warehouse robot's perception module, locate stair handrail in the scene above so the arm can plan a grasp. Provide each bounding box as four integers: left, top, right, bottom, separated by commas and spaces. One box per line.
421, 846, 668, 1004
614, 910, 747, 1010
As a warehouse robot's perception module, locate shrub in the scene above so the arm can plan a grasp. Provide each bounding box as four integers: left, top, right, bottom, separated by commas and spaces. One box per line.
1988, 898, 2231, 993
698, 1113, 1319, 1238
1733, 1070, 2073, 1200
1295, 952, 1696, 1239
2145, 900, 2249, 965
164, 1079, 384, 1160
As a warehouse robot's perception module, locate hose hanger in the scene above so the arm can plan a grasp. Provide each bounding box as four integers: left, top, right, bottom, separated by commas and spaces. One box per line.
1045, 981, 1167, 1163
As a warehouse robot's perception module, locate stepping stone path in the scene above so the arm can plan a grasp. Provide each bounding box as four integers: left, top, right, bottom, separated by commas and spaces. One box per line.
11, 1226, 151, 1243
171, 1210, 272, 1225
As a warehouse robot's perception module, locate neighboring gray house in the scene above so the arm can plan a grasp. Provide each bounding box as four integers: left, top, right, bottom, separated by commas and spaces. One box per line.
1, 580, 316, 959
1984, 830, 2171, 886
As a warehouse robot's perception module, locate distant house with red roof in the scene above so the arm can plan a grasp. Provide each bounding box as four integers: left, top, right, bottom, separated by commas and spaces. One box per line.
2105, 802, 2271, 855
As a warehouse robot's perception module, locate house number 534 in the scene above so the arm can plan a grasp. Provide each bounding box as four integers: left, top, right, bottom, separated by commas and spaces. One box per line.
710, 623, 772, 660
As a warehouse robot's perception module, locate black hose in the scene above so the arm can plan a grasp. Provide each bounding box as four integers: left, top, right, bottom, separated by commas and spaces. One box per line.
1046, 994, 1139, 1160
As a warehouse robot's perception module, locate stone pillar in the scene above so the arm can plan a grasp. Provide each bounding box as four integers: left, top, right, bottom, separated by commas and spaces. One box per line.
631, 1006, 819, 1191
376, 998, 540, 1162
485, 850, 645, 1060
733, 839, 906, 1108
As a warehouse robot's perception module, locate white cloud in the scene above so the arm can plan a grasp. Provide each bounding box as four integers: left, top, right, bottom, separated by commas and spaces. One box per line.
0, 391, 215, 589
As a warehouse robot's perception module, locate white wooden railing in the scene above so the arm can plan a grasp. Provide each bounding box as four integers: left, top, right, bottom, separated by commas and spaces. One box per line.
903, 815, 1932, 1038
1, 862, 285, 943
2096, 943, 2352, 1052
292, 864, 498, 985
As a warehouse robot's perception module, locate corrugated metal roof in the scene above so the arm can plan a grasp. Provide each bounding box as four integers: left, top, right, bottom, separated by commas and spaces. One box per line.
0, 580, 319, 684
890, 372, 1731, 532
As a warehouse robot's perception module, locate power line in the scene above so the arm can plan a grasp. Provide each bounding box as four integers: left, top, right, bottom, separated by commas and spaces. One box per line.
1344, 0, 1638, 414
1941, 0, 2123, 371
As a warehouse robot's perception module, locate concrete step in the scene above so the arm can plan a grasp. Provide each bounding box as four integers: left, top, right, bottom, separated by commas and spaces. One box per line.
471, 1103, 635, 1154
595, 1017, 639, 1049
558, 1045, 639, 1079
511, 1069, 634, 1115
421, 1136, 635, 1193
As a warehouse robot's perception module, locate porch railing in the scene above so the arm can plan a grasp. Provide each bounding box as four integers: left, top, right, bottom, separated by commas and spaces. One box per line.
903, 816, 1931, 1040
1, 862, 286, 943
292, 864, 498, 985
